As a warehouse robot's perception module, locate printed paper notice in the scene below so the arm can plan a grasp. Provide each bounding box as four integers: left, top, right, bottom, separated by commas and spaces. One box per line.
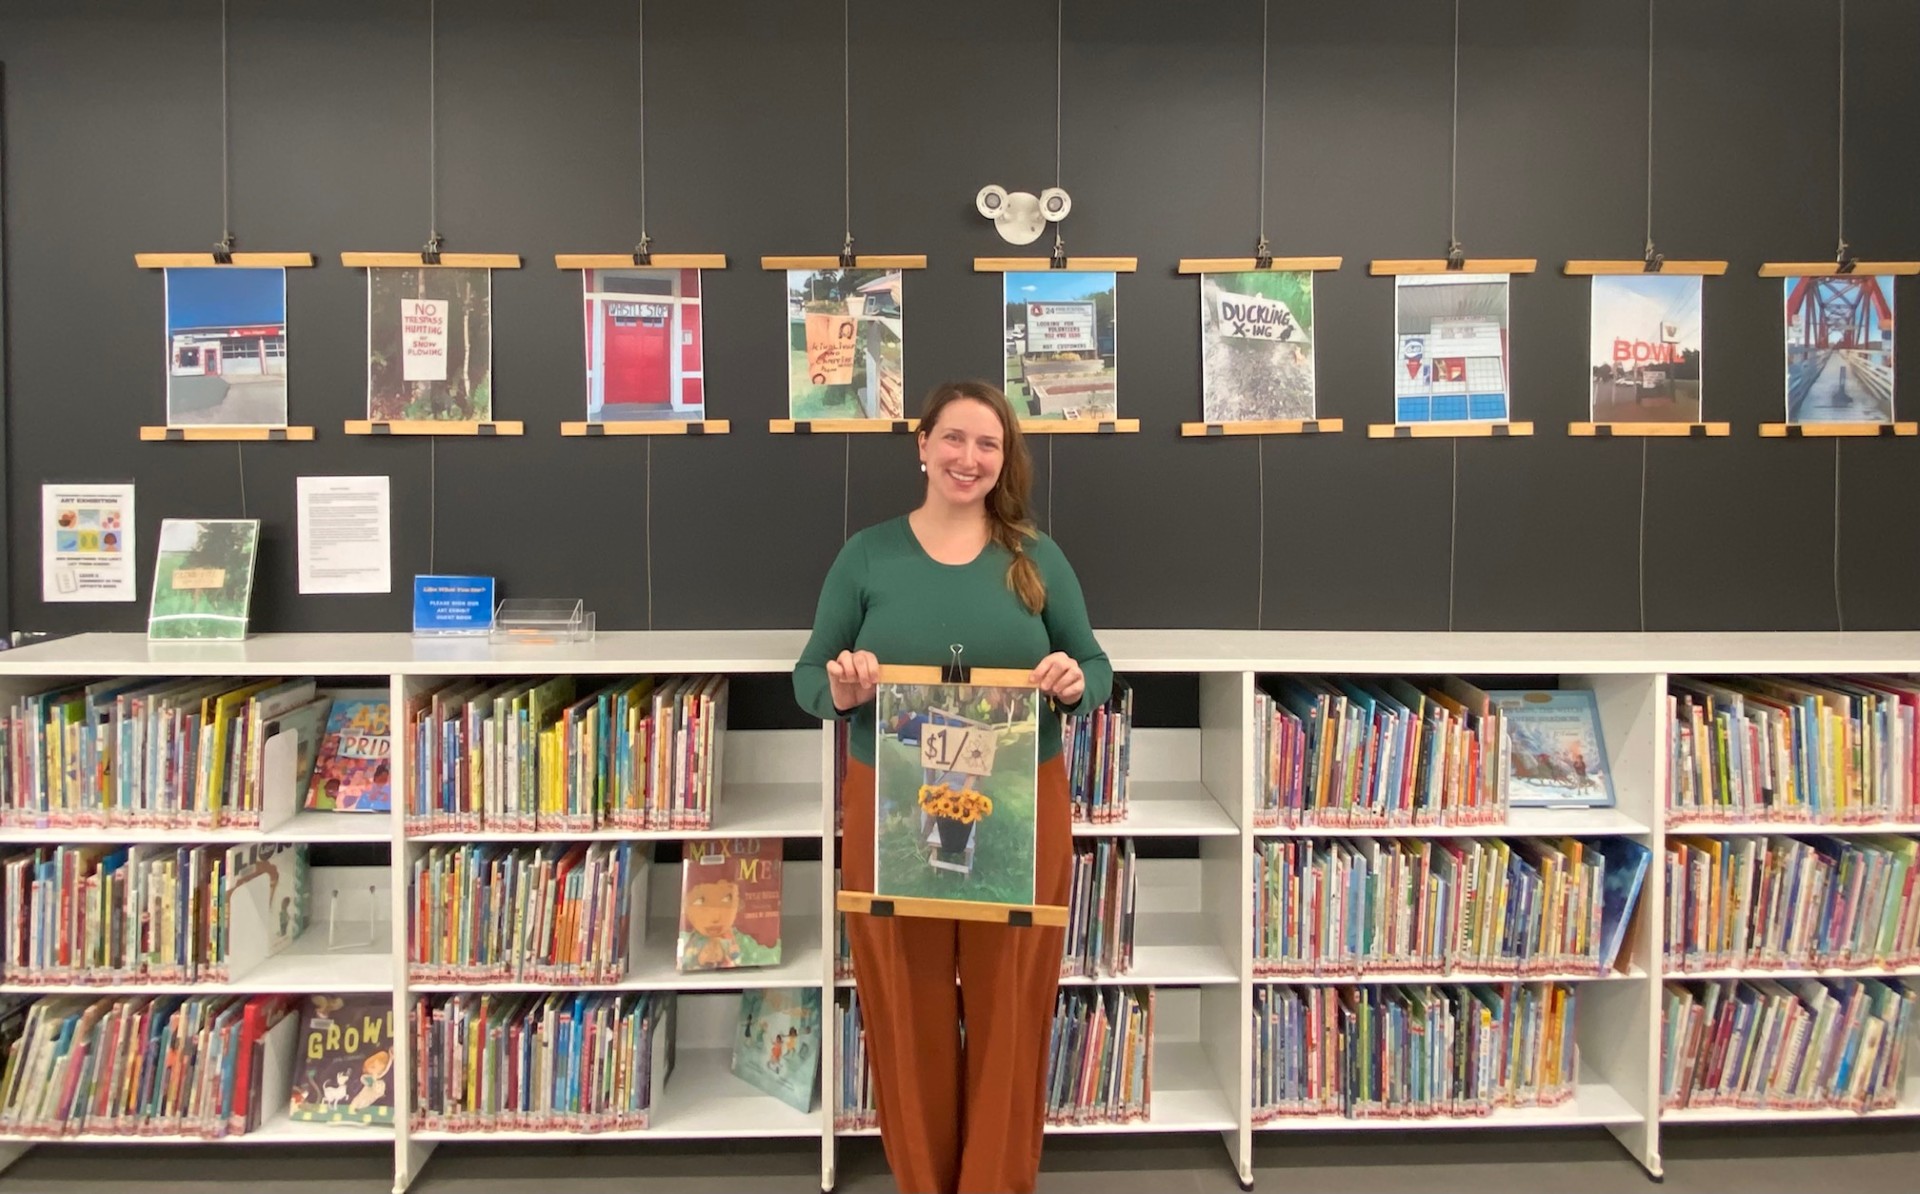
401, 298, 449, 381
297, 476, 392, 594
42, 483, 136, 602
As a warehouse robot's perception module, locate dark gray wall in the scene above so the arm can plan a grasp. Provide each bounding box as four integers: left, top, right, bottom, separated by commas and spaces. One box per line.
4, 0, 1920, 638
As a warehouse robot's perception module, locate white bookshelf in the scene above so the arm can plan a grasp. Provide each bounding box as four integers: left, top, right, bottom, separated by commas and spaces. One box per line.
0, 632, 1916, 1190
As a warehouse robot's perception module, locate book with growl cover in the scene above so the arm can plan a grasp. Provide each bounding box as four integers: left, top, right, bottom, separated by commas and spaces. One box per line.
678, 838, 783, 971
288, 994, 396, 1125
307, 689, 392, 812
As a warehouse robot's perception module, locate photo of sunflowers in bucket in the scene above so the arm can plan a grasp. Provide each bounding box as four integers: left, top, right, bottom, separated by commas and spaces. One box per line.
873, 681, 1039, 910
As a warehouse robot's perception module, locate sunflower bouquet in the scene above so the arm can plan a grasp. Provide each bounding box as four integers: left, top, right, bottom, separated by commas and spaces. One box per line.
917, 783, 995, 825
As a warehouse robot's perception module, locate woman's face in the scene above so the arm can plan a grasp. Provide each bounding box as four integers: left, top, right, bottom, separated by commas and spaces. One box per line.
918, 398, 1005, 508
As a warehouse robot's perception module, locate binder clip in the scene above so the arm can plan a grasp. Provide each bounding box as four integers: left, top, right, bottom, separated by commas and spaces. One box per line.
1255, 235, 1273, 271
327, 885, 379, 951
1445, 239, 1466, 271
1836, 238, 1857, 275
839, 233, 857, 270
633, 233, 653, 267
1050, 233, 1068, 270
944, 643, 966, 684
213, 233, 235, 266
1643, 241, 1665, 273
422, 232, 444, 266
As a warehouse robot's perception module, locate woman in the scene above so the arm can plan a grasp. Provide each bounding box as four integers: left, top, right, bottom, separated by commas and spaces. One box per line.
794, 380, 1111, 1194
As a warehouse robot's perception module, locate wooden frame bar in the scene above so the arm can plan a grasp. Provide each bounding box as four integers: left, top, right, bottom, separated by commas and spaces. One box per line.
139, 425, 316, 442
340, 252, 522, 269
1018, 419, 1139, 435
1176, 257, 1342, 273
836, 890, 1069, 928
769, 418, 919, 435
1757, 262, 1920, 278
876, 664, 1033, 686
554, 253, 727, 270
1758, 422, 1919, 438
1370, 259, 1538, 275
343, 420, 525, 437
1367, 421, 1535, 439
1564, 260, 1729, 276
974, 257, 1137, 273
1568, 422, 1730, 438
760, 255, 927, 270
1180, 418, 1343, 437
134, 252, 315, 269
559, 421, 730, 437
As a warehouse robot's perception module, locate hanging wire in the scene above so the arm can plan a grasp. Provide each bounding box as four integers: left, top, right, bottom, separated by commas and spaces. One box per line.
1255, 0, 1270, 257
1637, 438, 1649, 632
1447, 0, 1461, 255
1047, 438, 1056, 535
427, 0, 441, 251
1052, 0, 1065, 258
637, 0, 649, 253
841, 0, 852, 255
1447, 438, 1459, 632
1255, 438, 1265, 628
1644, 0, 1655, 257
1836, 0, 1848, 260
842, 437, 851, 542
236, 443, 248, 518
428, 439, 438, 573
218, 0, 232, 253
646, 436, 655, 628
1833, 439, 1845, 631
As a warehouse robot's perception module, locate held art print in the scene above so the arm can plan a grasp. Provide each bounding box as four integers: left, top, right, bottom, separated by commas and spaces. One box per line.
786, 268, 904, 420
1005, 271, 1117, 419
1784, 275, 1895, 424
1590, 274, 1703, 424
147, 518, 261, 642
1200, 269, 1315, 422
873, 679, 1041, 912
164, 267, 289, 427
366, 267, 493, 421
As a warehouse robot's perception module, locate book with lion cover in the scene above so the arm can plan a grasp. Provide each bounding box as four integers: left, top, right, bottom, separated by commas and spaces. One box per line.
288, 994, 396, 1125
677, 838, 782, 971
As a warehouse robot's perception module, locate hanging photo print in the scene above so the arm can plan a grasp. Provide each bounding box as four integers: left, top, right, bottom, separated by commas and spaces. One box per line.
164, 267, 289, 428
1393, 273, 1511, 423
1200, 269, 1315, 422
872, 678, 1041, 915
785, 268, 904, 420
1784, 275, 1895, 424
1004, 271, 1117, 419
581, 267, 705, 423
366, 267, 493, 421
1589, 275, 1703, 424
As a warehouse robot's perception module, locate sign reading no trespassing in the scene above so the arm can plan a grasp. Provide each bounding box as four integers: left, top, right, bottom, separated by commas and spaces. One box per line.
402, 298, 450, 382
1026, 302, 1097, 353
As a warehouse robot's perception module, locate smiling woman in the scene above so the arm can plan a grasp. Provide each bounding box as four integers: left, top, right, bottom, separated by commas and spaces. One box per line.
793, 379, 1111, 1194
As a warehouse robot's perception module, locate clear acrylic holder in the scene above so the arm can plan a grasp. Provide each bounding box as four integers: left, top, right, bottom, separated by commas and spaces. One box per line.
489, 597, 595, 645
327, 884, 379, 951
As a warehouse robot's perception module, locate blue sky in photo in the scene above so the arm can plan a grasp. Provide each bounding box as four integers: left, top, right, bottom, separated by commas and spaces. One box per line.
1005, 271, 1115, 304
166, 267, 286, 333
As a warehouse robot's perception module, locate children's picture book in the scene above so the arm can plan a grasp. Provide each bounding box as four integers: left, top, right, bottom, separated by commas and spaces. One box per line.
288, 994, 396, 1126
678, 838, 782, 971
307, 690, 392, 812
146, 518, 260, 641
1594, 837, 1652, 971
731, 988, 822, 1113
225, 841, 311, 968
872, 677, 1042, 914
1487, 688, 1616, 808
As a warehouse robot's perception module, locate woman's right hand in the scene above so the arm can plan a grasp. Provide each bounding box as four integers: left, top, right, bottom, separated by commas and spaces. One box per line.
825, 649, 880, 713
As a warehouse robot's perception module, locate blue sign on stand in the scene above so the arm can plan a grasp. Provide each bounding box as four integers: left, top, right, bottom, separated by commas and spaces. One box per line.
413, 576, 495, 636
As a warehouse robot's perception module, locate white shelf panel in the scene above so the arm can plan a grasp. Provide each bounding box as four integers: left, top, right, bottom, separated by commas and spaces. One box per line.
0, 924, 394, 995
1073, 782, 1239, 838
1044, 1043, 1236, 1134
1665, 820, 1920, 836
411, 919, 822, 994
1061, 914, 1235, 987
414, 1048, 822, 1140
0, 1109, 395, 1145
1253, 964, 1647, 986
1256, 1080, 1640, 1131
405, 782, 821, 842
1668, 963, 1920, 982
0, 809, 393, 845
1254, 806, 1651, 839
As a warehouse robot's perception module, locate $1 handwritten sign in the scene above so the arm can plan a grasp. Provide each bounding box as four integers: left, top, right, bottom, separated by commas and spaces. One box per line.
920, 725, 998, 777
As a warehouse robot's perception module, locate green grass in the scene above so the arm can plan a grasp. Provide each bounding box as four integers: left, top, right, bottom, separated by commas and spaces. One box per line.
871, 732, 1037, 907
788, 351, 866, 419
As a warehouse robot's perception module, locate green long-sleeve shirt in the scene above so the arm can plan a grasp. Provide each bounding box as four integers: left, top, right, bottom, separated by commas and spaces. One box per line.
793, 516, 1113, 766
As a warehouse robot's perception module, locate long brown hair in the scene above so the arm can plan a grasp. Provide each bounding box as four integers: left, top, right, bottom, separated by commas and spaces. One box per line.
919, 381, 1046, 613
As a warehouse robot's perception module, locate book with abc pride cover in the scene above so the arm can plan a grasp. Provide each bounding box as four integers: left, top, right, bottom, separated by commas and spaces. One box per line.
306, 690, 392, 812
288, 994, 395, 1126
677, 839, 783, 971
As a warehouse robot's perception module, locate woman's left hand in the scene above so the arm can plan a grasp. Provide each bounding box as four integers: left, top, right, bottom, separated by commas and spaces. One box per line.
1030, 652, 1085, 706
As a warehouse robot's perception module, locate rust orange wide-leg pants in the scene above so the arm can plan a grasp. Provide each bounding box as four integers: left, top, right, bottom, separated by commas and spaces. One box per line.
840, 753, 1071, 1194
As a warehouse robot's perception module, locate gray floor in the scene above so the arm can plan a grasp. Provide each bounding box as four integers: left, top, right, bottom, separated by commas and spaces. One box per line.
4, 1126, 1920, 1193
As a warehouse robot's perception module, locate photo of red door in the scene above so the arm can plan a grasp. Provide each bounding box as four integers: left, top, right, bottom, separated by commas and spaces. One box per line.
601, 301, 672, 408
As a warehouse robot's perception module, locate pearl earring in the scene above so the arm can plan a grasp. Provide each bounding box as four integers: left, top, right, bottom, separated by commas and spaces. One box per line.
920, 463, 927, 473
